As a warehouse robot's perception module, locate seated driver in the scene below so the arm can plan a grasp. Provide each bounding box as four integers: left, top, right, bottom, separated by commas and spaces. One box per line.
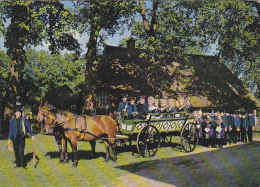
126, 97, 138, 119
137, 96, 149, 119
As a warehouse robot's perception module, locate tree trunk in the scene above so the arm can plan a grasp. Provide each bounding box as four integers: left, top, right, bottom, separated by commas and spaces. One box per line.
138, 0, 159, 37
80, 24, 101, 114
3, 4, 29, 120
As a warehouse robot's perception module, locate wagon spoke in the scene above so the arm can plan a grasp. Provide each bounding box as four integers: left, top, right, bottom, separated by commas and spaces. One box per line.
137, 125, 160, 157
181, 123, 198, 152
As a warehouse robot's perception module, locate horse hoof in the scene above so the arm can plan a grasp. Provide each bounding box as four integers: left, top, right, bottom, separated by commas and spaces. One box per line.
64, 160, 69, 164
91, 153, 96, 158
72, 163, 78, 168
111, 159, 117, 163
58, 160, 64, 164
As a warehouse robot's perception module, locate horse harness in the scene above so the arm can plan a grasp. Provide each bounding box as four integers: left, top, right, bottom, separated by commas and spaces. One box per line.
42, 110, 99, 139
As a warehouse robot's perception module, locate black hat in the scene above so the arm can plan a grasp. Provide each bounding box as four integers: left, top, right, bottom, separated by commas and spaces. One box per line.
129, 97, 136, 101
139, 95, 146, 100
122, 95, 128, 99
15, 106, 21, 112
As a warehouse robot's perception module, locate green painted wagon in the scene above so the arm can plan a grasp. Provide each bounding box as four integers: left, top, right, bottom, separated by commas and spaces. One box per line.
116, 112, 199, 157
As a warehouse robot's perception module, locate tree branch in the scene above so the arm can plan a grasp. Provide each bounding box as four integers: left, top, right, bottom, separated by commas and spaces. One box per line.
139, 0, 151, 32
150, 0, 159, 36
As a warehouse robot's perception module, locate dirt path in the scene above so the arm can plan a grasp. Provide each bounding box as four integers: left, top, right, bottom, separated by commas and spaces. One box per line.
116, 135, 260, 187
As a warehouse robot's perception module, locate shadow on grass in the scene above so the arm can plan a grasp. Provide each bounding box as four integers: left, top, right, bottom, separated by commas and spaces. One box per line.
45, 150, 106, 162
24, 153, 40, 168
116, 141, 260, 186
116, 139, 186, 157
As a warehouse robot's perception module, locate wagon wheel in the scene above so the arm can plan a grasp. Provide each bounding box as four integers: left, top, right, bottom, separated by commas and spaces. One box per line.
180, 123, 199, 152
137, 124, 160, 158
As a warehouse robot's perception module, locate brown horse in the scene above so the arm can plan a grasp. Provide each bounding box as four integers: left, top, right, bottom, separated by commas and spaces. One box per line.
37, 104, 74, 164
37, 102, 117, 167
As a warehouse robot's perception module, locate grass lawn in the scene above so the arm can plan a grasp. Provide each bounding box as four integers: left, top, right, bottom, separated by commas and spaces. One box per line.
0, 132, 259, 186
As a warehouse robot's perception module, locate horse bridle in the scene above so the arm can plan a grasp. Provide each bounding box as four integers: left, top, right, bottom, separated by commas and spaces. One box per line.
41, 107, 76, 128
41, 108, 56, 128
40, 106, 100, 139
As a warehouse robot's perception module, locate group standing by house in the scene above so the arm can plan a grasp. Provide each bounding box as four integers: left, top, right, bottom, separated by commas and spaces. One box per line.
196, 112, 256, 148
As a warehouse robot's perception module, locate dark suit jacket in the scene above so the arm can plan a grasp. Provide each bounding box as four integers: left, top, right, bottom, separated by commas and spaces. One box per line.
118, 101, 128, 113
126, 104, 137, 117
9, 117, 34, 140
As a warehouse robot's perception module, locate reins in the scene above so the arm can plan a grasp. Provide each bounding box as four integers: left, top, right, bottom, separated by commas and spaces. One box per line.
41, 105, 117, 140
41, 108, 101, 139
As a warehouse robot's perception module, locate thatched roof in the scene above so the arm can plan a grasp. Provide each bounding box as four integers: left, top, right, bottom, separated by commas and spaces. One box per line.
96, 44, 259, 110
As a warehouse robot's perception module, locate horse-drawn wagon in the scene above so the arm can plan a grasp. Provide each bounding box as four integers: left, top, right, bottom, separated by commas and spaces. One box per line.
38, 102, 199, 167
115, 112, 199, 157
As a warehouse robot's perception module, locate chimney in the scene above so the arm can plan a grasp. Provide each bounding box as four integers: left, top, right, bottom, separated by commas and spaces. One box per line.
126, 38, 135, 50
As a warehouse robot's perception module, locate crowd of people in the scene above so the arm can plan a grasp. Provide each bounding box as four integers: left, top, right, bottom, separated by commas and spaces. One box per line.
195, 112, 256, 148
118, 95, 194, 119
118, 95, 256, 148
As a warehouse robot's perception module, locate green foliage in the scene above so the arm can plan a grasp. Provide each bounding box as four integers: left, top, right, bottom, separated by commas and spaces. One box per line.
24, 48, 85, 103
74, 1, 137, 36
0, 1, 81, 117
130, 0, 260, 98
0, 50, 10, 98
31, 1, 81, 56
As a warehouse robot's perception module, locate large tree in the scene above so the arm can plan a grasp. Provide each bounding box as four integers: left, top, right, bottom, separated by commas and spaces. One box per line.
132, 0, 260, 98
74, 1, 137, 113
0, 1, 80, 119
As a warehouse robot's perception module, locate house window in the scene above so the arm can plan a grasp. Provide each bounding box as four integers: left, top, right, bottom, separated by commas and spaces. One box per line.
95, 90, 110, 108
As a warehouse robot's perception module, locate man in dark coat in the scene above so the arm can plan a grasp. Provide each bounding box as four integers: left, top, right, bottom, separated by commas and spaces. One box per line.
241, 114, 248, 143
247, 113, 255, 142
118, 95, 128, 115
234, 114, 240, 142
209, 113, 218, 147
8, 107, 35, 168
126, 97, 138, 119
137, 96, 149, 119
223, 113, 232, 144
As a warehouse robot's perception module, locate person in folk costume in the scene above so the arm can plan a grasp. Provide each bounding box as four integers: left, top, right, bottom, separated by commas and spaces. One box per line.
154, 98, 159, 110
236, 114, 242, 142
8, 106, 35, 168
222, 113, 232, 144
174, 101, 181, 116
216, 114, 225, 148
230, 113, 236, 143
183, 100, 194, 113
147, 96, 158, 113
240, 114, 248, 143
159, 98, 168, 113
168, 99, 178, 118
209, 112, 217, 148
167, 99, 173, 111
200, 113, 207, 146
126, 97, 138, 119
136, 96, 149, 119
234, 114, 241, 143
172, 100, 179, 113
195, 114, 204, 138
243, 114, 250, 143
177, 98, 186, 112
202, 113, 211, 147
118, 95, 128, 116
247, 113, 255, 142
